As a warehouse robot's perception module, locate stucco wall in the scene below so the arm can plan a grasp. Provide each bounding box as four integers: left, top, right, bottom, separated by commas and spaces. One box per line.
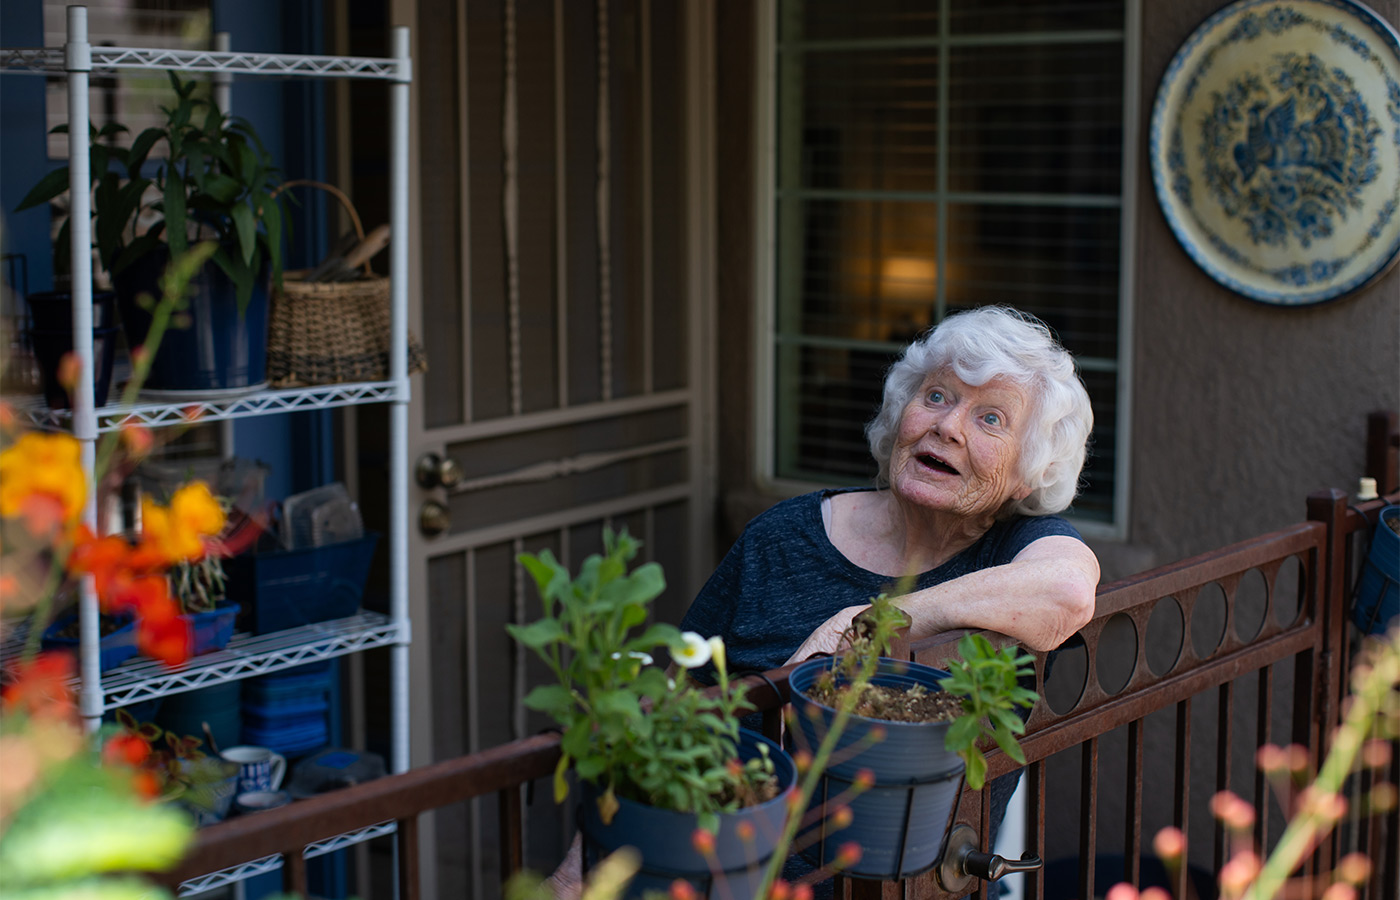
714, 0, 1400, 578
1129, 0, 1400, 572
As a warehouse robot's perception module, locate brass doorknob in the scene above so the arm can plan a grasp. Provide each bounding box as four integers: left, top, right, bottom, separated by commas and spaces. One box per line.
419, 500, 451, 537
416, 452, 463, 489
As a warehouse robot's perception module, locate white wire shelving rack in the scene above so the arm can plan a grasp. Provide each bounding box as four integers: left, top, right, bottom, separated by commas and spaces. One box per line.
14, 381, 401, 432
175, 821, 399, 896
2, 8, 414, 896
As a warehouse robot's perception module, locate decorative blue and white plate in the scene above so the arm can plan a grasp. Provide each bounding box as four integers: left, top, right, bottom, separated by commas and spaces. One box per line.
1150, 0, 1400, 304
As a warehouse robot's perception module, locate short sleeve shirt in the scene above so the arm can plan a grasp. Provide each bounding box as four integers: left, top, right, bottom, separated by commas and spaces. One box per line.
679, 487, 1083, 676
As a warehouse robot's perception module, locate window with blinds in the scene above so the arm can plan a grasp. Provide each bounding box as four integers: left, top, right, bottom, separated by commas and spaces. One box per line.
770, 0, 1128, 523
44, 0, 212, 159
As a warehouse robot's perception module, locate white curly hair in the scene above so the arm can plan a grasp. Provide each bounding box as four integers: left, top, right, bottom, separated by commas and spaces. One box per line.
864, 306, 1093, 516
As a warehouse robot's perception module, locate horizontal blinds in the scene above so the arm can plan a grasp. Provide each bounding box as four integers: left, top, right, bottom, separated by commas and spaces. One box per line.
774, 0, 1125, 521
44, 0, 213, 159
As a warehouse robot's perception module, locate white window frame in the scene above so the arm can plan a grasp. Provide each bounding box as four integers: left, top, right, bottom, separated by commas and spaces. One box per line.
751, 0, 1140, 540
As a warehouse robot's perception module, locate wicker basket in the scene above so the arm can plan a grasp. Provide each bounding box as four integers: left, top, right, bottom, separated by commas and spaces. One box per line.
267, 180, 426, 387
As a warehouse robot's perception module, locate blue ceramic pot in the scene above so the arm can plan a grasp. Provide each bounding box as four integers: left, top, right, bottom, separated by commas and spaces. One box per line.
114, 248, 268, 394
579, 729, 796, 899
23, 289, 120, 409
789, 656, 964, 880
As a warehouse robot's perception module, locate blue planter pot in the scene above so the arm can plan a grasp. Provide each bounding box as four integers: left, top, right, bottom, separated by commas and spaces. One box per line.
789, 656, 964, 881
24, 290, 120, 409
1353, 505, 1399, 635
114, 249, 268, 395
579, 729, 796, 900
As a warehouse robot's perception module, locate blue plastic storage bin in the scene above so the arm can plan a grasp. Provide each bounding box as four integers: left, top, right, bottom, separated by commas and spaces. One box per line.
1354, 505, 1399, 635
41, 613, 138, 671
225, 533, 379, 635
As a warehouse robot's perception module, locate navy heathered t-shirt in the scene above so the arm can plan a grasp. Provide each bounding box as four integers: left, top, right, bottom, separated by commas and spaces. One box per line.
680, 487, 1083, 675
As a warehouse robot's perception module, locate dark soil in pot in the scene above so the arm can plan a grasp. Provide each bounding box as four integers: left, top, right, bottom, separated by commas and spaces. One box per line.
806, 678, 962, 723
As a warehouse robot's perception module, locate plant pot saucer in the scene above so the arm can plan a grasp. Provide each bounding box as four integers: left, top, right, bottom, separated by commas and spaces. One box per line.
139, 382, 269, 402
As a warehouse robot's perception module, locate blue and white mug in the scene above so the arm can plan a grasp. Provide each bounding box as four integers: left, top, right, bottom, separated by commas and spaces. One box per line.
222, 745, 287, 794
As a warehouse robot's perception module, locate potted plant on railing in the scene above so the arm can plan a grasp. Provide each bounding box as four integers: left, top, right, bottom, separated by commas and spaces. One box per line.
787, 596, 1040, 881
509, 530, 798, 900
15, 72, 286, 397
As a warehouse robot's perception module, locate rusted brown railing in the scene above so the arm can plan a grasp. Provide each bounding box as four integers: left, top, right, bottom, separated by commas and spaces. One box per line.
158, 487, 1399, 900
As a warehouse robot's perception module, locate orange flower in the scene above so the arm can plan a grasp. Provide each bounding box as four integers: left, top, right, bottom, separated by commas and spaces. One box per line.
0, 433, 86, 534
2, 653, 76, 720
139, 482, 225, 564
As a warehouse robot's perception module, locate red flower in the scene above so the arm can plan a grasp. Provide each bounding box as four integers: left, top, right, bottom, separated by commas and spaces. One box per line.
2, 653, 76, 720
103, 732, 151, 767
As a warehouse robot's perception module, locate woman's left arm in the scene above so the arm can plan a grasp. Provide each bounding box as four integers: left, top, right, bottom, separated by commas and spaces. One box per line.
784, 535, 1099, 664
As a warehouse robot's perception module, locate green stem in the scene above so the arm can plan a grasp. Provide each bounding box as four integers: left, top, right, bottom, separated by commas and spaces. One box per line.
1244, 631, 1400, 900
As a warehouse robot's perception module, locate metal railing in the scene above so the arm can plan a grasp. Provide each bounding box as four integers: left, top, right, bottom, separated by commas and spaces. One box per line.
158, 488, 1399, 900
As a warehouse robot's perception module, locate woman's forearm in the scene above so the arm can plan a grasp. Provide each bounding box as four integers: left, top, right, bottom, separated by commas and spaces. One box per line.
894, 536, 1099, 652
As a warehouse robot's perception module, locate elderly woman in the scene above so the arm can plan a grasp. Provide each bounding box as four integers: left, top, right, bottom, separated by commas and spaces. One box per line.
679, 305, 1099, 677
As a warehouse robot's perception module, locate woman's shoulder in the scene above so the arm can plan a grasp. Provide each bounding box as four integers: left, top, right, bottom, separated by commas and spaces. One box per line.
982, 513, 1083, 558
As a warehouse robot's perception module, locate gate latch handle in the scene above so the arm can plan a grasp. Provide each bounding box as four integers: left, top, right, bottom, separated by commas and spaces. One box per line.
962, 848, 1043, 881
936, 824, 1044, 893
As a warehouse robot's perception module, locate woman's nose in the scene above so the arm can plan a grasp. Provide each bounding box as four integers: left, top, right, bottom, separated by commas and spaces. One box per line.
932, 404, 968, 442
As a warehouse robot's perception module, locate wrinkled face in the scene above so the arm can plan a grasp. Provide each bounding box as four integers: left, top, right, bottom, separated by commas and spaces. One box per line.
889, 370, 1032, 522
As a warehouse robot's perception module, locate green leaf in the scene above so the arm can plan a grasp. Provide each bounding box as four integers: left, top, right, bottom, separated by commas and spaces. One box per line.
943, 715, 980, 753
203, 173, 242, 206
623, 623, 681, 653
127, 127, 163, 175
506, 618, 566, 650
964, 748, 989, 791
593, 690, 641, 721
575, 755, 606, 780
521, 684, 575, 719
553, 753, 570, 804
209, 245, 254, 315
992, 725, 1027, 765
14, 167, 72, 212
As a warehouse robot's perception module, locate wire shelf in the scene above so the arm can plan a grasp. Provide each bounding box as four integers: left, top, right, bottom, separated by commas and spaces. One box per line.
1, 46, 403, 80
1, 612, 403, 709
11, 381, 402, 433
176, 821, 398, 896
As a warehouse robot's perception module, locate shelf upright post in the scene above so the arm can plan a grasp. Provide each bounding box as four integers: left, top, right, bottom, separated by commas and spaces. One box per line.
66, 5, 104, 732
388, 24, 413, 777
212, 32, 236, 461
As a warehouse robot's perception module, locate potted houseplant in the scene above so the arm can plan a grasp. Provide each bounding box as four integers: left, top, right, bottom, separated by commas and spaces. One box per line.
15, 73, 286, 395
509, 530, 798, 900
113, 709, 240, 827
787, 598, 1039, 880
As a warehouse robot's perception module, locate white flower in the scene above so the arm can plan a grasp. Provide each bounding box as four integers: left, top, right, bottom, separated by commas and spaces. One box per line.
707, 636, 726, 672
611, 651, 654, 666
672, 632, 712, 669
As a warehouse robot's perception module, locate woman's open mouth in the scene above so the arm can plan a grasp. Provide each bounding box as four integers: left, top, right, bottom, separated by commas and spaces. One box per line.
917, 453, 959, 476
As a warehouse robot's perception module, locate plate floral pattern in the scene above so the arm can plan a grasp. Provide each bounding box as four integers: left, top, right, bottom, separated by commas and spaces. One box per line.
1151, 0, 1400, 304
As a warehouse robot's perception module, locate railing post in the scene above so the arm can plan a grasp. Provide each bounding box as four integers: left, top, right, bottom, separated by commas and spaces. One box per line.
1306, 488, 1351, 886
1366, 410, 1399, 495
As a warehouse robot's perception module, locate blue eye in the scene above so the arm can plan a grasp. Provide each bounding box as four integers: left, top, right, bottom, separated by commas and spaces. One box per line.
928, 390, 945, 404
984, 412, 1001, 426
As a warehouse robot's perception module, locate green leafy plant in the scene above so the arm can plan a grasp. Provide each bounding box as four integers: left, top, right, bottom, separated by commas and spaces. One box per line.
940, 633, 1037, 790
509, 529, 773, 834
16, 72, 284, 313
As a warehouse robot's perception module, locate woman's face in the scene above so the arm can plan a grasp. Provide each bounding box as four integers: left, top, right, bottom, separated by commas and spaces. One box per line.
889, 369, 1032, 523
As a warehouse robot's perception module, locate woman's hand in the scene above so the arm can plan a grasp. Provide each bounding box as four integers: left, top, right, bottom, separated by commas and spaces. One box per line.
783, 604, 869, 666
